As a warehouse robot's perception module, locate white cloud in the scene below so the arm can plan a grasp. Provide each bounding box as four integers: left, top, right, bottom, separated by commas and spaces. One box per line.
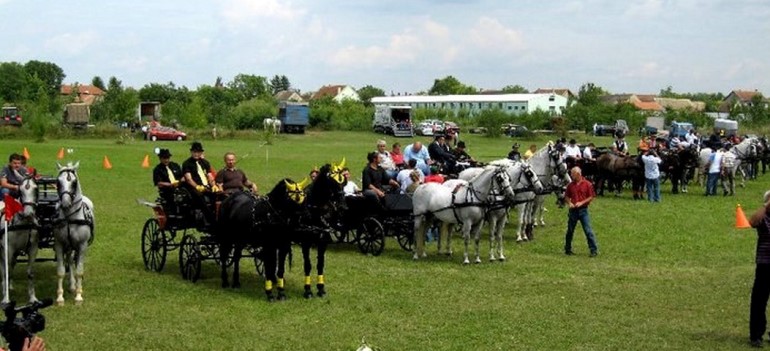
327, 19, 454, 69
622, 61, 669, 79
221, 0, 304, 23
468, 17, 525, 53
43, 32, 98, 56
623, 0, 664, 19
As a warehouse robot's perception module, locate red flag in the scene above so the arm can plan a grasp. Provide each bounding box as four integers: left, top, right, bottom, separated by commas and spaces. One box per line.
3, 194, 22, 221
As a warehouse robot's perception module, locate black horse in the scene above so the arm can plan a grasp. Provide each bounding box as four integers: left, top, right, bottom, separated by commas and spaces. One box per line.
216, 178, 302, 300
285, 163, 346, 298
658, 146, 699, 194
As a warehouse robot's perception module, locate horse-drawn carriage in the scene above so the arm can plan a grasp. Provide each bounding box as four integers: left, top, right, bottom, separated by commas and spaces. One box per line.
331, 192, 415, 256
139, 187, 263, 282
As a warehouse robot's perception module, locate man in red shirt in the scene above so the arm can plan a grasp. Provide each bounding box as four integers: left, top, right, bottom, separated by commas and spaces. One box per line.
564, 167, 599, 257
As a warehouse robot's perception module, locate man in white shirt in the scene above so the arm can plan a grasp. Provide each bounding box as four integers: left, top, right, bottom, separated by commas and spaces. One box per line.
376, 139, 397, 178
582, 143, 595, 161
641, 149, 662, 202
705, 147, 724, 196
396, 159, 425, 193
564, 139, 582, 160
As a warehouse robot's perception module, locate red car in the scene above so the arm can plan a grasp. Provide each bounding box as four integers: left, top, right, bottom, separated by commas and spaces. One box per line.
146, 126, 186, 141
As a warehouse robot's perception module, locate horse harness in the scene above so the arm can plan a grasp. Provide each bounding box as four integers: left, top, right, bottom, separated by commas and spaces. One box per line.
55, 168, 95, 245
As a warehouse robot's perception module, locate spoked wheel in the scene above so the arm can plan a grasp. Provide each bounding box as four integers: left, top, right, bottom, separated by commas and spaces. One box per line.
356, 217, 385, 256
142, 218, 167, 272
179, 234, 201, 282
396, 226, 415, 252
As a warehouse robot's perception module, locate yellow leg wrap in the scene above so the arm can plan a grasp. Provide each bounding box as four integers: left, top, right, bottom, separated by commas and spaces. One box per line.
317, 275, 325, 284
265, 280, 273, 290
304, 276, 311, 285
277, 278, 284, 289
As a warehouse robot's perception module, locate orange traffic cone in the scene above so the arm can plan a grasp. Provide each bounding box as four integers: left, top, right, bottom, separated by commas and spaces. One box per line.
22, 147, 30, 160
141, 154, 150, 168
102, 155, 113, 170
736, 204, 751, 229
56, 148, 65, 160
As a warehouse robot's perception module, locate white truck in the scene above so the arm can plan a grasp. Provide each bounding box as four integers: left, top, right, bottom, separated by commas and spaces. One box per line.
714, 118, 738, 137
372, 105, 413, 137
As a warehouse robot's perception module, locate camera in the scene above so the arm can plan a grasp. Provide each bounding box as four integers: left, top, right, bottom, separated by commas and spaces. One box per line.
1, 298, 51, 351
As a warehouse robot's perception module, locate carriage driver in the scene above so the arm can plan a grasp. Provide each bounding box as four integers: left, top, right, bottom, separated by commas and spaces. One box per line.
152, 148, 183, 208
182, 141, 217, 226
215, 152, 259, 195
0, 153, 27, 199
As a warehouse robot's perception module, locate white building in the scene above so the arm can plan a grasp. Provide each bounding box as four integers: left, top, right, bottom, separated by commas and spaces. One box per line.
370, 94, 567, 116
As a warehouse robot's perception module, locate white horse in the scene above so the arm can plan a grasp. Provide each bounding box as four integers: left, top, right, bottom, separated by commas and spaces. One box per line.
457, 160, 543, 261
263, 118, 281, 134
54, 162, 94, 305
518, 141, 570, 242
412, 165, 517, 264
0, 176, 41, 303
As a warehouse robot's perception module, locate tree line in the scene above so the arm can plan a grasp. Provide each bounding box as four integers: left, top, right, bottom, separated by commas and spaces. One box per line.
1, 60, 767, 138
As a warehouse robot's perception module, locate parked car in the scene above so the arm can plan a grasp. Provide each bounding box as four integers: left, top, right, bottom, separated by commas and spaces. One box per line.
146, 126, 187, 141
501, 123, 529, 137
468, 126, 488, 134
415, 119, 444, 136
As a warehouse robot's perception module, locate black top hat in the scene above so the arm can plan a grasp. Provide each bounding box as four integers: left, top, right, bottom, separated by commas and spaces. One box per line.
569, 139, 576, 144
158, 148, 172, 158
457, 141, 466, 148
190, 142, 204, 152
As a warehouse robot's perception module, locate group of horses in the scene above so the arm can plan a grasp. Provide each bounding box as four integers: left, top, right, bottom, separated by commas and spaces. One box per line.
572, 136, 766, 200
411, 141, 570, 264
216, 160, 348, 301
0, 162, 94, 306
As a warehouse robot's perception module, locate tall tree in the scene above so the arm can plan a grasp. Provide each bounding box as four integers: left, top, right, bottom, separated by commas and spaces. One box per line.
23, 60, 65, 97
91, 76, 106, 91
269, 74, 291, 94
0, 62, 31, 102
575, 82, 606, 106
428, 76, 477, 95
501, 85, 529, 94
228, 74, 270, 101
357, 85, 385, 106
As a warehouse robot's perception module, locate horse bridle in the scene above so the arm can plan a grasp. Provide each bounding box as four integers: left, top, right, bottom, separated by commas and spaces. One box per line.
58, 169, 84, 215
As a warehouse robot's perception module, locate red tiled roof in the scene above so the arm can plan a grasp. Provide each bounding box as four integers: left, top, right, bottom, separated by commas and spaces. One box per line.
732, 90, 760, 102
60, 84, 105, 96
633, 101, 664, 111
311, 85, 345, 100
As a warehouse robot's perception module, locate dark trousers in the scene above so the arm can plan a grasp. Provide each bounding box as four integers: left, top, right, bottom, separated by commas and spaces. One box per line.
750, 263, 770, 341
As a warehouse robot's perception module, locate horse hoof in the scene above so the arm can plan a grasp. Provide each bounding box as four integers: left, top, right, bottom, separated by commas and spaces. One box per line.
421, 252, 427, 258
474, 258, 481, 264
303, 291, 314, 299
75, 299, 83, 306
499, 256, 506, 261
267, 295, 276, 302
277, 293, 287, 301
412, 254, 420, 260
317, 290, 327, 298
462, 259, 470, 265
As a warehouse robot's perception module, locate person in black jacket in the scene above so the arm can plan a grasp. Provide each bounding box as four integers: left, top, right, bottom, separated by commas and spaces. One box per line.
749, 190, 770, 347
428, 135, 456, 173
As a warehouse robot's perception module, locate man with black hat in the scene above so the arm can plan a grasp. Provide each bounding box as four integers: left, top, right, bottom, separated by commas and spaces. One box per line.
182, 141, 216, 226
507, 143, 521, 161
152, 149, 183, 209
428, 134, 456, 174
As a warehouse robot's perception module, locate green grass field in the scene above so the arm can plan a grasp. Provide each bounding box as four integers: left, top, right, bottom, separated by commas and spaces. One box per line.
0, 131, 767, 350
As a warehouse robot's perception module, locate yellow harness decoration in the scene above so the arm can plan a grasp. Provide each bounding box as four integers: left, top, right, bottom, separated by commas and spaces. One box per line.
166, 166, 177, 183
330, 158, 347, 185
285, 179, 309, 204
277, 278, 285, 289
196, 161, 209, 186
317, 275, 325, 285
265, 280, 273, 290
304, 276, 312, 285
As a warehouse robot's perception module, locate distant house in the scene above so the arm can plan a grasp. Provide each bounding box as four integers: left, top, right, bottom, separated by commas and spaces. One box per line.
601, 94, 664, 113
274, 90, 304, 103
719, 90, 768, 112
371, 93, 568, 116
60, 84, 105, 105
654, 97, 705, 112
534, 88, 575, 100
310, 85, 360, 103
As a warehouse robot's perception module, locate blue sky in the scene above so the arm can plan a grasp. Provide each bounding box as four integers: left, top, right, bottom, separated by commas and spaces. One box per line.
2, 0, 769, 95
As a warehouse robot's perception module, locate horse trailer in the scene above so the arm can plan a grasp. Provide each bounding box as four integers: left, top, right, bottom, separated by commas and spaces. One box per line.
372, 105, 413, 137
278, 102, 309, 134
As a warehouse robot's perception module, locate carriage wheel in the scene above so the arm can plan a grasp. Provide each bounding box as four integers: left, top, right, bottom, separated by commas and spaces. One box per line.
179, 235, 202, 282
356, 217, 385, 256
396, 227, 415, 252
142, 218, 167, 272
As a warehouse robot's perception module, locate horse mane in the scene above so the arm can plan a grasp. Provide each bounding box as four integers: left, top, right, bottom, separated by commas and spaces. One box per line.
306, 164, 340, 206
